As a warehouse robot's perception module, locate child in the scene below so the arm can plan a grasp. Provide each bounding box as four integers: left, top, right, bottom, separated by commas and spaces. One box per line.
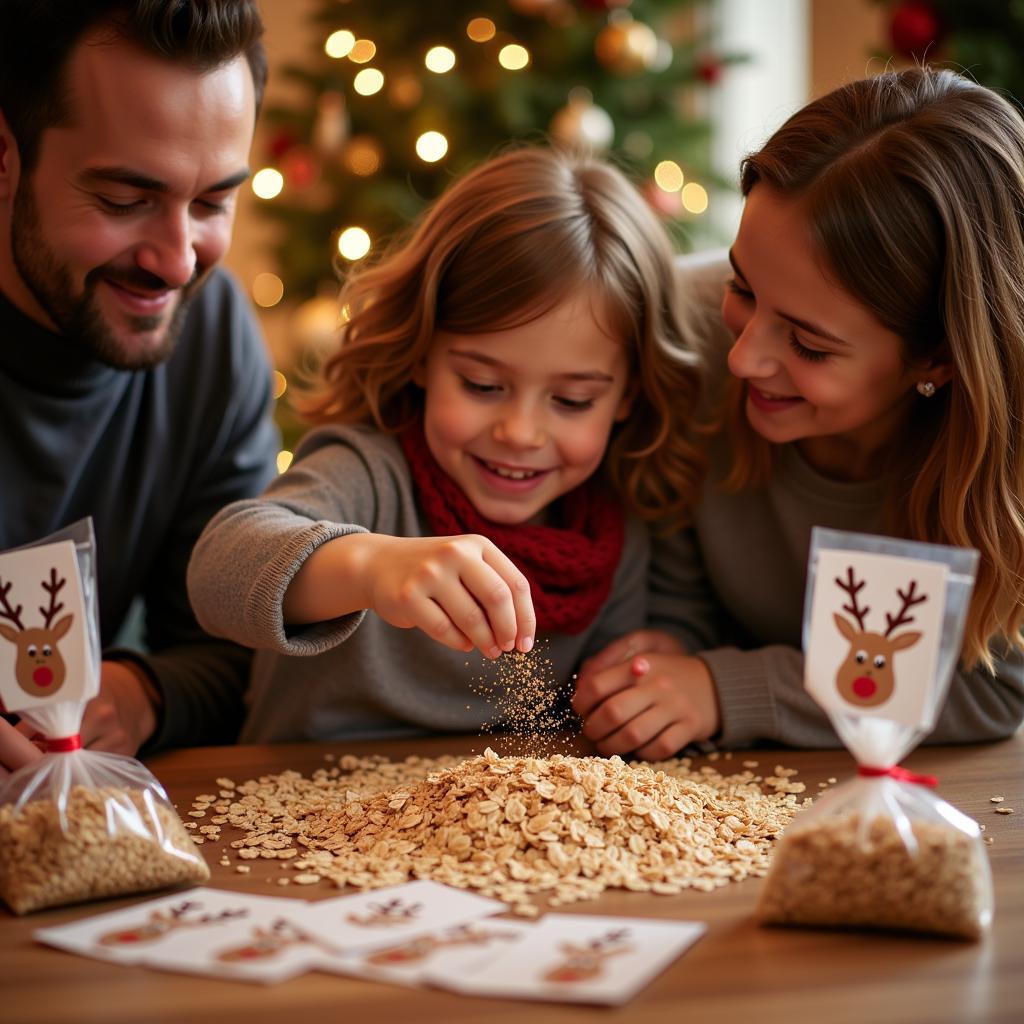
574, 67, 1024, 758
187, 146, 704, 742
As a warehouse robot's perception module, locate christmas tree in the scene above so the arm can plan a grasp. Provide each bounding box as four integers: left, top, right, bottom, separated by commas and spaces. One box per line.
254, 1, 736, 360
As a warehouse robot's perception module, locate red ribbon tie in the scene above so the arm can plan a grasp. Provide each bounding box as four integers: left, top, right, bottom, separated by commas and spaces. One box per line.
46, 734, 84, 753
857, 764, 938, 787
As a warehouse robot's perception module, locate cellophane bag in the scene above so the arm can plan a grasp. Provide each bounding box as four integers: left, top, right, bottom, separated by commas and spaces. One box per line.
756, 529, 993, 939
0, 520, 208, 915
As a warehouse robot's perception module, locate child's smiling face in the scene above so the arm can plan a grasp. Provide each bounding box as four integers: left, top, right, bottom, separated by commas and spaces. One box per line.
417, 292, 633, 525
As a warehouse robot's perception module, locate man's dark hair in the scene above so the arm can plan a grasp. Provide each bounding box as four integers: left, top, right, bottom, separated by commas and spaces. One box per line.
0, 0, 267, 171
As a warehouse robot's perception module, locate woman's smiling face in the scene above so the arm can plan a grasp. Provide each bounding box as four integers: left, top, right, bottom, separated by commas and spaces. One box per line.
721, 185, 942, 480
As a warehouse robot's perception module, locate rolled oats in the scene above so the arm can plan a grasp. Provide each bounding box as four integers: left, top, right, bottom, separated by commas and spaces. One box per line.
202, 748, 803, 912
0, 786, 209, 915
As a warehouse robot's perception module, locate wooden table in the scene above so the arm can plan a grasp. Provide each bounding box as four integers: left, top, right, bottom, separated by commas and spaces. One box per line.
2, 733, 1021, 1024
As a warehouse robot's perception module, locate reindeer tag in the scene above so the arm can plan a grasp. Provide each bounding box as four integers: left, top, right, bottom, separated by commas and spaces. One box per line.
34, 888, 314, 983
436, 914, 706, 1006
0, 540, 94, 710
298, 879, 505, 956
804, 548, 948, 727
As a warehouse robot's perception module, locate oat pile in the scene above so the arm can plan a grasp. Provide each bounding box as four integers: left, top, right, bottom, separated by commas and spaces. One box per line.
205, 748, 806, 915
0, 785, 210, 915
756, 812, 990, 939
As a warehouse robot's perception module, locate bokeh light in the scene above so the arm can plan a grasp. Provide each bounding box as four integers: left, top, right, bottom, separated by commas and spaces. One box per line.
337, 226, 372, 261
353, 68, 385, 96
325, 30, 355, 59
252, 272, 284, 308
415, 131, 449, 163
425, 46, 456, 73
251, 168, 284, 200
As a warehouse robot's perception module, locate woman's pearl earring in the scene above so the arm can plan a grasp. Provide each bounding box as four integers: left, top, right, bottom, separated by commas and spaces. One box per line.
916, 381, 937, 397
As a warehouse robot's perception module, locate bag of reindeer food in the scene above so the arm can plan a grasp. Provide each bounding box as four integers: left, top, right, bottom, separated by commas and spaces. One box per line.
757, 528, 992, 940
0, 520, 208, 915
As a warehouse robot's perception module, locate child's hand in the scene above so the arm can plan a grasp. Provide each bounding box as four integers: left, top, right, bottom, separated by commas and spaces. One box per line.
572, 653, 720, 760
576, 629, 685, 685
368, 534, 535, 659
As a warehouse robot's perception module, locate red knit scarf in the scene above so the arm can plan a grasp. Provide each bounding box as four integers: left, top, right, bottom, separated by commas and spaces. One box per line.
400, 421, 625, 634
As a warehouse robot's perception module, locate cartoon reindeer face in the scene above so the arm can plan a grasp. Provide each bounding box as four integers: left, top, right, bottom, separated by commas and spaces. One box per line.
216, 919, 329, 963
97, 902, 247, 946
0, 570, 73, 698
364, 924, 511, 966
542, 929, 632, 984
833, 567, 926, 708
346, 898, 423, 927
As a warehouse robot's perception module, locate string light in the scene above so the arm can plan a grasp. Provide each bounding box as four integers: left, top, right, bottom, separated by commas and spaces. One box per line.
272, 371, 288, 400
654, 160, 684, 192
348, 39, 376, 63
425, 46, 456, 73
353, 68, 385, 96
467, 18, 496, 43
276, 450, 294, 474
325, 30, 355, 59
415, 131, 449, 163
343, 136, 383, 176
338, 227, 372, 261
498, 44, 530, 71
389, 74, 423, 109
681, 181, 709, 214
251, 168, 284, 199
252, 272, 284, 308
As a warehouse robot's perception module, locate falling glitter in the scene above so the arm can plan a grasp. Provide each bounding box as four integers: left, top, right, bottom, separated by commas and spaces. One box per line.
468, 639, 578, 757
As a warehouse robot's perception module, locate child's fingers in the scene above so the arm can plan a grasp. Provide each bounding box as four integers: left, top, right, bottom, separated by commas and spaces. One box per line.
579, 684, 654, 744
577, 630, 681, 683
431, 582, 505, 658
633, 721, 694, 762
480, 546, 535, 653
572, 663, 637, 719
406, 595, 475, 654
594, 706, 673, 758
457, 557, 521, 656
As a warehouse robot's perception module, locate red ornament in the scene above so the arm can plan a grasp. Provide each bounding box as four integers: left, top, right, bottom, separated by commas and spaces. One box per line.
888, 1, 942, 58
281, 146, 319, 190
696, 54, 723, 85
267, 128, 297, 161
578, 0, 631, 11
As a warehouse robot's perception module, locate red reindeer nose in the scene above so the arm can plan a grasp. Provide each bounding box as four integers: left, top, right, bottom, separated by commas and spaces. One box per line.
852, 676, 877, 699
32, 666, 54, 687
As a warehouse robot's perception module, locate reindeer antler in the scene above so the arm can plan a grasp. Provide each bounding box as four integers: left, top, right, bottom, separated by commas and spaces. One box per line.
198, 908, 248, 924
169, 901, 199, 919
39, 569, 66, 629
0, 576, 25, 631
588, 928, 631, 950
835, 567, 870, 630
884, 580, 927, 636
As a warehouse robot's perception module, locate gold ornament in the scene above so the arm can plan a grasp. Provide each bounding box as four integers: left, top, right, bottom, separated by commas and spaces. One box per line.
550, 88, 614, 150
595, 18, 660, 75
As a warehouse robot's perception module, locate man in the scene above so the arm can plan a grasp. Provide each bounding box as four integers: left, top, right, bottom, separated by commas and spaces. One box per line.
0, 0, 279, 761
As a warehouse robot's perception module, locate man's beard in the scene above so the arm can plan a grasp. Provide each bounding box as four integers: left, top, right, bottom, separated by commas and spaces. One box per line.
10, 180, 200, 371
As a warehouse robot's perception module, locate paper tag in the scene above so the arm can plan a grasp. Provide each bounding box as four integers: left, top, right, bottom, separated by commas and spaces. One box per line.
804, 548, 948, 727
0, 540, 95, 710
